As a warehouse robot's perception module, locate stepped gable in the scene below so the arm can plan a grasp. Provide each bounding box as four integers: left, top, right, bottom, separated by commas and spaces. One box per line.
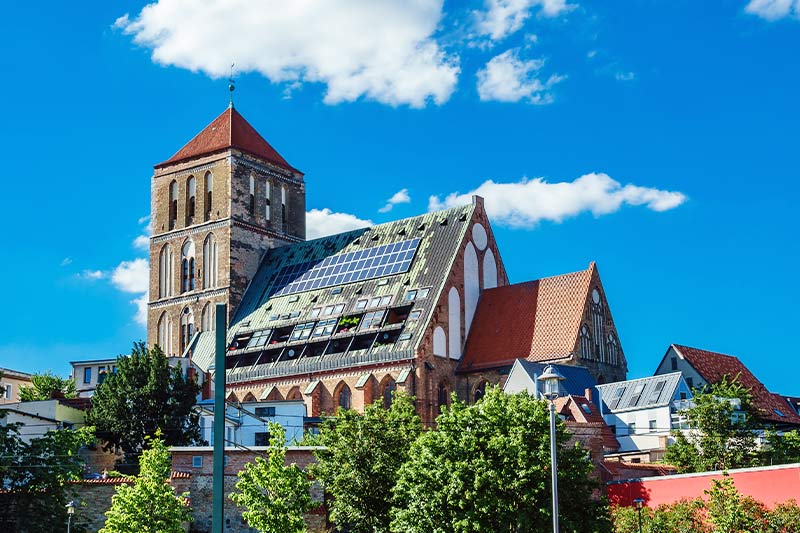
156, 107, 296, 172
673, 344, 800, 425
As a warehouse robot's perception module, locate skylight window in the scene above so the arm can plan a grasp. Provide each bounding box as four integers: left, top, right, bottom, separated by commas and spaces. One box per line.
355, 299, 368, 310
611, 387, 626, 409
773, 409, 786, 418
581, 404, 592, 415
246, 329, 272, 349
309, 308, 321, 318
360, 310, 386, 330
648, 380, 666, 404
405, 287, 432, 302
405, 290, 417, 301
628, 383, 646, 407
289, 322, 314, 341
409, 309, 423, 320
312, 319, 337, 338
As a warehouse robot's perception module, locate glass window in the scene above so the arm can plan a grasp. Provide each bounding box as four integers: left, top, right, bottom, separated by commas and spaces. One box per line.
84, 367, 92, 384
192, 456, 203, 468
4, 384, 11, 399
671, 356, 678, 370
628, 383, 645, 407
312, 318, 337, 338
309, 308, 321, 318
404, 290, 417, 302
290, 322, 314, 341
418, 287, 431, 299
649, 419, 657, 431
255, 407, 276, 417
409, 309, 422, 320
360, 310, 385, 330
686, 377, 694, 389
98, 366, 107, 385
254, 432, 271, 446
355, 299, 368, 310
246, 330, 272, 348
379, 295, 392, 307
627, 422, 635, 435
322, 305, 334, 316
369, 297, 382, 308
333, 303, 345, 314
338, 385, 351, 410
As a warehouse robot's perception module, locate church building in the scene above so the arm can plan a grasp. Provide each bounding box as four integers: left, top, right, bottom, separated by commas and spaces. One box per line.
147, 105, 627, 424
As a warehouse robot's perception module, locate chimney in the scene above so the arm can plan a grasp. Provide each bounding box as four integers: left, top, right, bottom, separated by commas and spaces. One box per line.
584, 387, 593, 403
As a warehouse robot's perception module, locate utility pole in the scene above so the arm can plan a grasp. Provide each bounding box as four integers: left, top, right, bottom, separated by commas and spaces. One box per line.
212, 303, 227, 533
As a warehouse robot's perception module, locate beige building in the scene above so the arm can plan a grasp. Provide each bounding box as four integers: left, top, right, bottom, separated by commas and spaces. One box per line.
0, 368, 32, 405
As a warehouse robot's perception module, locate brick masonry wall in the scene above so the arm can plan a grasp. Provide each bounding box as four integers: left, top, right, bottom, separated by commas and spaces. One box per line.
69, 481, 131, 533
172, 448, 326, 533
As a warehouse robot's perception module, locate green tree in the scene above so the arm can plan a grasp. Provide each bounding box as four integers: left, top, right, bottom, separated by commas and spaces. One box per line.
705, 474, 768, 533
766, 500, 800, 533
0, 422, 94, 533
391, 387, 610, 533
86, 342, 200, 470
310, 392, 422, 533
18, 371, 78, 401
611, 499, 709, 533
229, 423, 313, 533
100, 435, 192, 533
664, 378, 759, 473
763, 430, 800, 466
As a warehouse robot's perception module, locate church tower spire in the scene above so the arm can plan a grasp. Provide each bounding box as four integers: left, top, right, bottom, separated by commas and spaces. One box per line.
147, 107, 305, 357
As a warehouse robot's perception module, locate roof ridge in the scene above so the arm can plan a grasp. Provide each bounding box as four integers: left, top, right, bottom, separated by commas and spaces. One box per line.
597, 371, 682, 388
673, 343, 738, 359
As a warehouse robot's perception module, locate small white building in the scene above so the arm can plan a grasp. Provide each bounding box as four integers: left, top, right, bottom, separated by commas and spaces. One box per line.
0, 399, 87, 442
596, 372, 692, 456
70, 358, 118, 397
196, 399, 306, 447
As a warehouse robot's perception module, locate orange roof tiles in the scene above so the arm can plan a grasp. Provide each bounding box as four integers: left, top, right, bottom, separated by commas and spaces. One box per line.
673, 344, 800, 425
460, 263, 594, 371
156, 107, 296, 171
555, 394, 620, 450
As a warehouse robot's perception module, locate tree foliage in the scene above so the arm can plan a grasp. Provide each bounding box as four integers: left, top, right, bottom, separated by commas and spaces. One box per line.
0, 423, 94, 533
391, 387, 610, 533
100, 435, 192, 533
18, 371, 78, 401
310, 392, 422, 533
229, 423, 313, 533
86, 342, 200, 469
611, 499, 708, 533
664, 378, 759, 473
763, 430, 800, 466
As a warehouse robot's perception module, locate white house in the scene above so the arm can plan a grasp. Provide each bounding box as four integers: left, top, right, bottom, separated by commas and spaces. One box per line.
196, 399, 306, 447
70, 358, 118, 397
596, 372, 692, 457
0, 399, 87, 443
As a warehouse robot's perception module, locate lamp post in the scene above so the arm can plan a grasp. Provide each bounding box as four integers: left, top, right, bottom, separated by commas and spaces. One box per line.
66, 500, 75, 533
539, 365, 565, 533
633, 498, 644, 533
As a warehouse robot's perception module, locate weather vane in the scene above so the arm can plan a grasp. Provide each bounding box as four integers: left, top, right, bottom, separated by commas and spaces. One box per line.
228, 63, 236, 108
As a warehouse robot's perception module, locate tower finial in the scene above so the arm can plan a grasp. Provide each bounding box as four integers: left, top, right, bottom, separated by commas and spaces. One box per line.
228, 63, 236, 108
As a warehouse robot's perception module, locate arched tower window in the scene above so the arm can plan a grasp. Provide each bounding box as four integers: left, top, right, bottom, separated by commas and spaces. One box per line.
157, 312, 173, 356
337, 383, 351, 411
201, 303, 215, 331
474, 380, 488, 404
180, 307, 194, 354
168, 180, 178, 230
203, 233, 218, 289
591, 288, 605, 363
181, 240, 195, 293
249, 173, 256, 215
382, 377, 396, 409
281, 186, 287, 231
606, 334, 619, 366
579, 324, 592, 361
204, 172, 213, 221
158, 244, 173, 298
265, 180, 271, 223
186, 176, 196, 225
437, 381, 449, 415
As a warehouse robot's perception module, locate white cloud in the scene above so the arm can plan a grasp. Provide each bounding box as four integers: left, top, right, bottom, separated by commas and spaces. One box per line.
615, 71, 635, 82
79, 270, 106, 280
428, 172, 687, 227
110, 258, 149, 294
306, 209, 373, 240
474, 0, 575, 41
745, 0, 800, 20
60, 257, 73, 267
477, 49, 564, 103
378, 188, 412, 213
115, 0, 460, 108
133, 235, 150, 250
137, 214, 151, 225
131, 294, 149, 327
587, 50, 597, 59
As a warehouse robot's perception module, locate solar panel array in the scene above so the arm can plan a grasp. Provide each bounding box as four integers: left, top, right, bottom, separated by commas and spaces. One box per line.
271, 238, 421, 297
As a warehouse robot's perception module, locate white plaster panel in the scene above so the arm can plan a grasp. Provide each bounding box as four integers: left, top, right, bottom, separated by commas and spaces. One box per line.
483, 248, 498, 289
472, 223, 488, 251
448, 287, 461, 360
433, 326, 447, 358
464, 242, 479, 335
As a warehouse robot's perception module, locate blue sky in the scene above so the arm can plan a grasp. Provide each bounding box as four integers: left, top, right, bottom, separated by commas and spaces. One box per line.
2, 0, 798, 394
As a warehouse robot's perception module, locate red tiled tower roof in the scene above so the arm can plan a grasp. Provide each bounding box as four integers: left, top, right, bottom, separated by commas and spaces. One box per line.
672, 344, 800, 425
459, 263, 595, 371
156, 107, 296, 172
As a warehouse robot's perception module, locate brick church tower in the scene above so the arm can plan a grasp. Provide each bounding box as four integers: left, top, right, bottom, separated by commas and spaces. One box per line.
146, 104, 305, 357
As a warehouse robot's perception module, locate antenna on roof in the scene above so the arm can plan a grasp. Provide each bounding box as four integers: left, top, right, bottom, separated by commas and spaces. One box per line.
228, 63, 236, 108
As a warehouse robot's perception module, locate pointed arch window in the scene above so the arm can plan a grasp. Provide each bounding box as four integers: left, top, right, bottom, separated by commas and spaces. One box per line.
474, 380, 487, 404
606, 334, 619, 366
579, 324, 592, 361
169, 180, 178, 230
158, 244, 173, 298
204, 172, 213, 221
281, 186, 287, 231
437, 381, 449, 414
201, 303, 215, 331
203, 233, 218, 289
181, 240, 195, 293
186, 176, 196, 225
180, 307, 195, 354
265, 180, 271, 223
382, 378, 396, 409
249, 173, 256, 215
157, 312, 173, 356
337, 384, 351, 410
591, 288, 605, 363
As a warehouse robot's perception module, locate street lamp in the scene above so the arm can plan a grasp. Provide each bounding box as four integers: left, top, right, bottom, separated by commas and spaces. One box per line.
633, 498, 645, 533
66, 500, 75, 533
539, 365, 565, 533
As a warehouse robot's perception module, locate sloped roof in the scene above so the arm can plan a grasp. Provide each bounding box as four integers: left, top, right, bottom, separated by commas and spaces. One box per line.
156, 107, 296, 172
672, 344, 800, 425
190, 202, 478, 383
555, 394, 620, 450
596, 372, 684, 413
601, 460, 677, 479
504, 359, 598, 398
459, 263, 595, 371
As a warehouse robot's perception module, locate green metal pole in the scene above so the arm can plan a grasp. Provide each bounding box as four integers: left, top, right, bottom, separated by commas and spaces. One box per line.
212, 303, 227, 533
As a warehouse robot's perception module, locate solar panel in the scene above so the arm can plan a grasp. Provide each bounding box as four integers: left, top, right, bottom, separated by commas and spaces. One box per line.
270, 238, 421, 297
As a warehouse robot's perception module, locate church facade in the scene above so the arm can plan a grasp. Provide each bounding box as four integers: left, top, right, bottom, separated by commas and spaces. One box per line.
147, 105, 627, 424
